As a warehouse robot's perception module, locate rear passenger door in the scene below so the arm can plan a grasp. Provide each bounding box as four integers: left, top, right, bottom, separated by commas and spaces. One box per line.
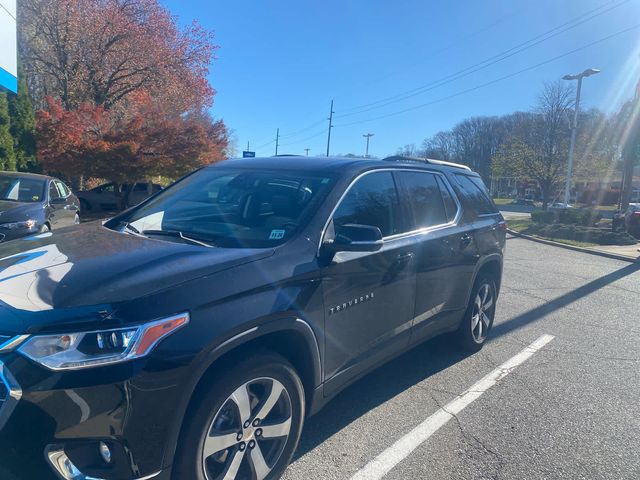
321, 171, 416, 394
451, 174, 504, 256
395, 170, 478, 340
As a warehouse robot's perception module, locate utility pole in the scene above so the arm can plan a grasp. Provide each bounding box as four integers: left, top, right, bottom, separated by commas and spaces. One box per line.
275, 128, 280, 156
362, 133, 374, 158
304, 148, 310, 156
326, 100, 334, 157
562, 68, 600, 206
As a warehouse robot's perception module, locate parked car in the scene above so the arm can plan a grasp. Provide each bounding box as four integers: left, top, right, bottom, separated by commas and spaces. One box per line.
548, 202, 574, 210
77, 181, 163, 212
512, 197, 534, 206
0, 171, 79, 243
0, 156, 505, 480
623, 203, 640, 237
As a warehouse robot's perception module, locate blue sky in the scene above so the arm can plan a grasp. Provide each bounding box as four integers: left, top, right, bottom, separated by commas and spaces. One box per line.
161, 0, 640, 158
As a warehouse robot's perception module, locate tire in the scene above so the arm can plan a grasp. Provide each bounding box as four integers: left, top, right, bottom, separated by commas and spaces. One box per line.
456, 274, 497, 351
173, 352, 305, 480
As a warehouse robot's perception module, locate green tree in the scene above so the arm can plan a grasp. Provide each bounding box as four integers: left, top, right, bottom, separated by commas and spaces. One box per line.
0, 93, 16, 171
8, 65, 37, 171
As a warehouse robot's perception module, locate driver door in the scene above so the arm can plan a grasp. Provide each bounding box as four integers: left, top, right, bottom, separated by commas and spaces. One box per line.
321, 171, 416, 395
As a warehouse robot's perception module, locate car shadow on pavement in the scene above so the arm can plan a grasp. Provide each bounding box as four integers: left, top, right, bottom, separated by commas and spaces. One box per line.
491, 261, 640, 340
296, 261, 640, 461
294, 335, 470, 459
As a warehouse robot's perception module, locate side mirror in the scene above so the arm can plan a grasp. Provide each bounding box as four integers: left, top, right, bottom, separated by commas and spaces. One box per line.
325, 224, 383, 253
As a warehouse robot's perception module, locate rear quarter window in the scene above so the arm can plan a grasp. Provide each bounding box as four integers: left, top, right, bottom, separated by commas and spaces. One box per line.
453, 174, 497, 216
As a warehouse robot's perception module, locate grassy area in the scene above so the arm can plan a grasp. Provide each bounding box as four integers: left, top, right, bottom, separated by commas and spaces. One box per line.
576, 203, 619, 212
505, 218, 629, 247
505, 219, 532, 233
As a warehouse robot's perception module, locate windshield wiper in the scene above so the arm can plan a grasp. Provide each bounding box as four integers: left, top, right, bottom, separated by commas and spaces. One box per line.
118, 222, 144, 237
142, 229, 214, 248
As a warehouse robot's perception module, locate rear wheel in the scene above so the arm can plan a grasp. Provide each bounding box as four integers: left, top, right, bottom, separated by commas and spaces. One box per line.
173, 352, 305, 480
456, 275, 497, 351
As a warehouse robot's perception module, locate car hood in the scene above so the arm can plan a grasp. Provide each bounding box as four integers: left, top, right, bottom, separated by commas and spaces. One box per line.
0, 223, 273, 332
0, 201, 41, 221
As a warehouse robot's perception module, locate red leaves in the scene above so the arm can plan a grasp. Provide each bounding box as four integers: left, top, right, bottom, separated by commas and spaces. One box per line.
26, 0, 228, 183
37, 94, 228, 183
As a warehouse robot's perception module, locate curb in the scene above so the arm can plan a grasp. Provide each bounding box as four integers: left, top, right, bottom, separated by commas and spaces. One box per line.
506, 229, 639, 263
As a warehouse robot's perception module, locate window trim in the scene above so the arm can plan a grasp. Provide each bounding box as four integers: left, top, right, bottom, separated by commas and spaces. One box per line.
319, 168, 462, 254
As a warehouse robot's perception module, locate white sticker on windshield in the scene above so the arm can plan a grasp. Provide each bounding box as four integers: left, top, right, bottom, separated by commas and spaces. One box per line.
269, 229, 286, 240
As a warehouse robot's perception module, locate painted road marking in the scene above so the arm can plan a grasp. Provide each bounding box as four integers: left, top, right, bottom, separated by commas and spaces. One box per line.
350, 334, 555, 480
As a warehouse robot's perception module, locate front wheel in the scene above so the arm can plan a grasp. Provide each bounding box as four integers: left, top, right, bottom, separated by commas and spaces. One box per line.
173, 352, 305, 480
456, 275, 497, 351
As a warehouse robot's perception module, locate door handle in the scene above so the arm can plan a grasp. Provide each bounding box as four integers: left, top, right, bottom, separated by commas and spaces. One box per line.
394, 252, 415, 266
460, 234, 473, 248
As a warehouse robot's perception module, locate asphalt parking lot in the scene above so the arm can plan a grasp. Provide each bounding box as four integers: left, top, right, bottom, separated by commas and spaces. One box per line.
283, 236, 640, 480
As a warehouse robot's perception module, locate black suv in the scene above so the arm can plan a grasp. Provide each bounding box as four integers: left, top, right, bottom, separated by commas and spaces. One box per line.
0, 156, 505, 480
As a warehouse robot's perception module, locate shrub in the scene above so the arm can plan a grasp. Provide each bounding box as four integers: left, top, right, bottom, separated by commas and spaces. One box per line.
524, 223, 637, 246
530, 209, 602, 226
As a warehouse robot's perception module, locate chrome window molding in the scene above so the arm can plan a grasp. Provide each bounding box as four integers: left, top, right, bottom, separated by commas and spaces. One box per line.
318, 167, 464, 254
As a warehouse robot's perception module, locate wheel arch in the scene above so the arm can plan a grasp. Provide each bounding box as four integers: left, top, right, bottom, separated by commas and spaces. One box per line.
468, 254, 503, 301
163, 316, 322, 470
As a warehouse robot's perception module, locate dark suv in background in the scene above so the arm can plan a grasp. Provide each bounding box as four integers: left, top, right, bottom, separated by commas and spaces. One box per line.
0, 156, 505, 480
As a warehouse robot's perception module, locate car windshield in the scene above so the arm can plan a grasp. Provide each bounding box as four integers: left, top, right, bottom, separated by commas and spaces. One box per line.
118, 167, 334, 248
0, 176, 45, 203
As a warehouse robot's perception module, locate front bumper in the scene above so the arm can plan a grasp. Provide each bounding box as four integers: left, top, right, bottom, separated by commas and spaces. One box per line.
0, 348, 186, 480
0, 225, 39, 243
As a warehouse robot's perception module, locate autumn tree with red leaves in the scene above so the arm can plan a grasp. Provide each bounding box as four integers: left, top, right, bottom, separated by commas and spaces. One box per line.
20, 0, 228, 201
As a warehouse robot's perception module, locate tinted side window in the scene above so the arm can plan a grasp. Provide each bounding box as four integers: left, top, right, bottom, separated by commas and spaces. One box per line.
454, 174, 497, 215
333, 171, 402, 237
397, 171, 448, 229
436, 176, 458, 222
49, 182, 60, 200
55, 181, 70, 198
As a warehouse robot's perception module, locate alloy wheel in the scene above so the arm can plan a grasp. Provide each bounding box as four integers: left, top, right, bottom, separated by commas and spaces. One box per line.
471, 283, 494, 343
202, 377, 293, 480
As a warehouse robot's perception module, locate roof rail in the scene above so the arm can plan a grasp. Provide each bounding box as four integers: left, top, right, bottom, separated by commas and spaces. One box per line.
382, 155, 472, 171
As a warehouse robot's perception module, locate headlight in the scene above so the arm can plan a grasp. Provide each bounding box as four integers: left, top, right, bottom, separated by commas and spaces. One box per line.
19, 313, 189, 370
0, 219, 37, 230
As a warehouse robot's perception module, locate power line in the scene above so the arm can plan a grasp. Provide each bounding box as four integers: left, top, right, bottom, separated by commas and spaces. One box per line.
279, 128, 327, 147
278, 118, 327, 139
334, 24, 639, 128
336, 0, 630, 118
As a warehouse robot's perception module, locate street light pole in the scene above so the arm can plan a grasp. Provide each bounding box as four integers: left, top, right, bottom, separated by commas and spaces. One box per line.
363, 133, 374, 158
562, 68, 600, 206
304, 148, 310, 156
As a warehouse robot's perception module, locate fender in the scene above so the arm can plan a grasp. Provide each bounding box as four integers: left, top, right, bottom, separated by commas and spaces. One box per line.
161, 315, 322, 470
466, 253, 503, 304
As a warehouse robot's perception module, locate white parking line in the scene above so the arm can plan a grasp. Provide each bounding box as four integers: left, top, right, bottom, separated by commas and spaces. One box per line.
350, 334, 555, 480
